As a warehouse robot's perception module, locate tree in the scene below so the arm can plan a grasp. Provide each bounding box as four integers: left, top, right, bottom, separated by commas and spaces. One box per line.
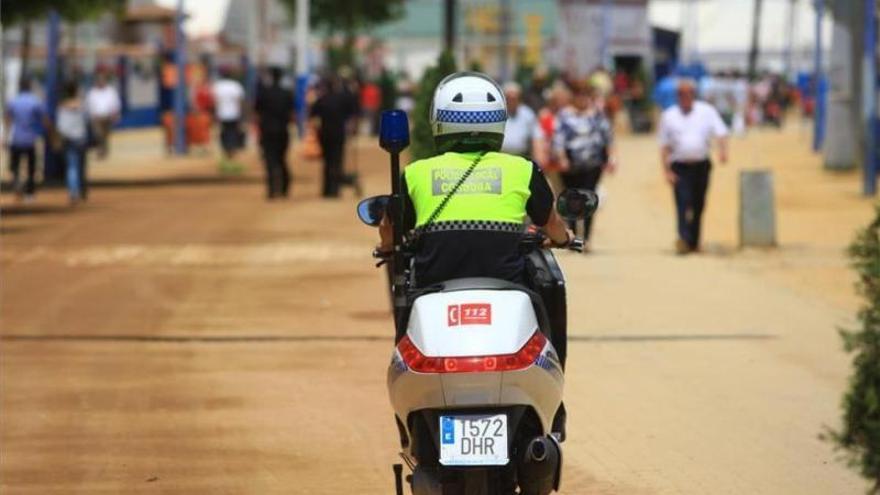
2, 0, 125, 83
378, 68, 397, 111
409, 51, 457, 161
57, 0, 126, 70
826, 203, 880, 493
3, 0, 53, 81
1, 0, 124, 25
279, 0, 405, 68
1, 0, 54, 25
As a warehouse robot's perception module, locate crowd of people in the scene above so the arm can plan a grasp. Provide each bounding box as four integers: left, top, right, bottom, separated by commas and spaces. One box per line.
185, 66, 361, 200
4, 72, 120, 206
229, 64, 738, 254
656, 70, 798, 133
490, 67, 806, 254
3, 63, 767, 253
494, 73, 619, 252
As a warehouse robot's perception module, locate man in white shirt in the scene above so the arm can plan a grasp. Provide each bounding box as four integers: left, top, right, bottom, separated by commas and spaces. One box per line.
212, 70, 246, 163
658, 79, 729, 254
85, 73, 121, 159
500, 82, 541, 159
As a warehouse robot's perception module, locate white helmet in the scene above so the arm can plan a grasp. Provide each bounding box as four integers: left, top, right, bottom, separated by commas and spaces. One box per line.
430, 72, 507, 152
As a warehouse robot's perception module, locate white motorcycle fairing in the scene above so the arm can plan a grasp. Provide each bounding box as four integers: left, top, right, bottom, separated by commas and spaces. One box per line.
387, 279, 565, 456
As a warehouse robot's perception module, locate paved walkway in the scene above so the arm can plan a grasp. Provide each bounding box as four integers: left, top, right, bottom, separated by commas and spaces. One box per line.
0, 124, 874, 493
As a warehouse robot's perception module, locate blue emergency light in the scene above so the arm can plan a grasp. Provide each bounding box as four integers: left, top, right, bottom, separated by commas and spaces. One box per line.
380, 110, 410, 154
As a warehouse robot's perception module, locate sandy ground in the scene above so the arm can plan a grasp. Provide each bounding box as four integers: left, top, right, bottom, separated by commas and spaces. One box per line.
0, 123, 875, 494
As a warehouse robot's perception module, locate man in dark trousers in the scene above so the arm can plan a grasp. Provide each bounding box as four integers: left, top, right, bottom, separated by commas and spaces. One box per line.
310, 76, 356, 198
658, 80, 729, 254
254, 67, 294, 199
5, 78, 48, 201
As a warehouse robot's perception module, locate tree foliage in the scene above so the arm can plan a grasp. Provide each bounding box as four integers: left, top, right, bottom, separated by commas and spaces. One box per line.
305, 0, 404, 34
2, 0, 125, 24
827, 203, 880, 493
1, 0, 51, 24
279, 0, 404, 67
378, 68, 397, 111
409, 51, 457, 161
3, 0, 125, 84
58, 0, 126, 23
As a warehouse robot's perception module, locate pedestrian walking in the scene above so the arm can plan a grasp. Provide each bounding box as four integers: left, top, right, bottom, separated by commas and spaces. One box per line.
534, 83, 571, 193
56, 80, 90, 204
212, 68, 246, 171
658, 79, 729, 255
189, 73, 215, 154
85, 72, 121, 160
554, 83, 616, 251
500, 81, 540, 160
4, 78, 48, 201
523, 67, 549, 113
360, 80, 381, 135
309, 77, 357, 198
254, 67, 294, 199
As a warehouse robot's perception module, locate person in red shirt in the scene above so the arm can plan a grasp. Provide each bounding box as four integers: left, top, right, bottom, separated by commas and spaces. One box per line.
534, 83, 571, 174
360, 81, 381, 135
195, 81, 215, 115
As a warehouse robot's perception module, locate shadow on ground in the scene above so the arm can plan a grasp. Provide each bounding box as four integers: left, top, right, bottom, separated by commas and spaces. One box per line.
1, 204, 72, 216
2, 173, 324, 194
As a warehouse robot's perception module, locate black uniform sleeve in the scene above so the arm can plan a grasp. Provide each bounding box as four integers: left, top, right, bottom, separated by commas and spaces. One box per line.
309, 97, 322, 118
400, 174, 416, 231
525, 161, 554, 226
284, 90, 295, 120
254, 86, 265, 114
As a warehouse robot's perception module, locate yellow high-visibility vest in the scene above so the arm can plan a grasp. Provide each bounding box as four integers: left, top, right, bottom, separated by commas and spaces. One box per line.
404, 151, 534, 228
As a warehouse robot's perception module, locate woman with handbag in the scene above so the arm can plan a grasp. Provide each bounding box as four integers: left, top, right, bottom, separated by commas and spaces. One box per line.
56, 80, 90, 204
553, 82, 617, 251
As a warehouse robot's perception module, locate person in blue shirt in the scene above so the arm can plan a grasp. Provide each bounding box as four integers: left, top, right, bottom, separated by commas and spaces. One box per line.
5, 78, 48, 200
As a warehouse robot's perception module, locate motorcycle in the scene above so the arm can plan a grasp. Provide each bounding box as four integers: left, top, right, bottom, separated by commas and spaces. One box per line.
357, 110, 597, 495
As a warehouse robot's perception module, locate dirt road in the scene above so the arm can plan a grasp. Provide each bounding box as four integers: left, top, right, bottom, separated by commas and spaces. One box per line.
0, 126, 873, 493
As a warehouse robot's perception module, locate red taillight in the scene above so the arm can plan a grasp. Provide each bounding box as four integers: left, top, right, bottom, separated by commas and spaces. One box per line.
397, 331, 547, 374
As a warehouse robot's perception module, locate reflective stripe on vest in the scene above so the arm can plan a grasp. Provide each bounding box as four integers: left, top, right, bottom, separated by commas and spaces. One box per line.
404, 151, 534, 228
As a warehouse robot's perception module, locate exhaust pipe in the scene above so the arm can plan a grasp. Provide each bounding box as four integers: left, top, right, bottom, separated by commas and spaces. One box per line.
526, 436, 548, 462
517, 435, 560, 495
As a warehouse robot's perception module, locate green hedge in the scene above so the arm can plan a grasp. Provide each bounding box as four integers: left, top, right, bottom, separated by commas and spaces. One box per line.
828, 203, 880, 493
409, 51, 457, 161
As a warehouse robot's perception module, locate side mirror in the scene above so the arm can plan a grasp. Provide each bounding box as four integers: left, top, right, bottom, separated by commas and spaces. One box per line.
557, 189, 599, 220
379, 110, 410, 153
357, 195, 391, 227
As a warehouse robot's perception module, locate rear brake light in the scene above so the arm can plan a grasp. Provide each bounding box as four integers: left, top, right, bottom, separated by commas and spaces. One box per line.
397, 331, 547, 374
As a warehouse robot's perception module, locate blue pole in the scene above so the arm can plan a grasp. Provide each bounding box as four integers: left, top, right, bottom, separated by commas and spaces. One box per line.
295, 0, 309, 137
117, 55, 129, 124
812, 0, 826, 152
295, 74, 308, 137
43, 9, 61, 182
864, 0, 878, 195
173, 0, 187, 155
245, 55, 257, 105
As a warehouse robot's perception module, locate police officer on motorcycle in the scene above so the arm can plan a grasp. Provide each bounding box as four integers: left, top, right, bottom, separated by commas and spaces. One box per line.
377, 72, 574, 288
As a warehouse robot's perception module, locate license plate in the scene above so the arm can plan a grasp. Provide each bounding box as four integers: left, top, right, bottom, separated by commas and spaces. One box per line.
439, 414, 508, 466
